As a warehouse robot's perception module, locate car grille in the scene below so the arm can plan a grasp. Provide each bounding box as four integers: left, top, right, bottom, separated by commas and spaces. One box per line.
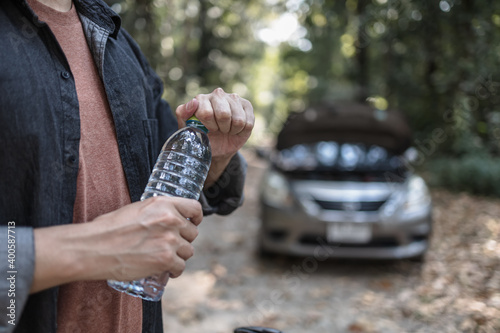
314, 199, 386, 212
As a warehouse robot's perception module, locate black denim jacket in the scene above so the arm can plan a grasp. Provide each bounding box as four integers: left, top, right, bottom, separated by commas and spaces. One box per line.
0, 0, 246, 332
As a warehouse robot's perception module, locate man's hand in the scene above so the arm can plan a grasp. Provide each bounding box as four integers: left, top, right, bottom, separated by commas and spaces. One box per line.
31, 196, 203, 293
175, 88, 254, 187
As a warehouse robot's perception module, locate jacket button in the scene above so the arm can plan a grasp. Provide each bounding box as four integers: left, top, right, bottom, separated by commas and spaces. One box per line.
61, 71, 71, 79
68, 156, 76, 164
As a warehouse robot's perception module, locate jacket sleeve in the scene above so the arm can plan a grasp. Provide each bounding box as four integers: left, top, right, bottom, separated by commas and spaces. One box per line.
200, 152, 247, 216
119, 30, 247, 216
0, 226, 34, 333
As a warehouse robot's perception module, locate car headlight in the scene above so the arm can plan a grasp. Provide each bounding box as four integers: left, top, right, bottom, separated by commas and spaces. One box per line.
380, 175, 431, 223
260, 170, 293, 207
403, 175, 431, 212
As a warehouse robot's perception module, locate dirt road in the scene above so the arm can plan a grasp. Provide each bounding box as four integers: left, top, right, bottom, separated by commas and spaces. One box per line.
162, 150, 500, 333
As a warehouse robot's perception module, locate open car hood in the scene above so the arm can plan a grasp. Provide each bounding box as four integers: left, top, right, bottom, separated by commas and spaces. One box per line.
276, 102, 412, 155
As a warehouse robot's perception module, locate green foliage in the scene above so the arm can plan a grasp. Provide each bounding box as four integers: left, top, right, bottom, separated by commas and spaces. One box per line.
427, 155, 500, 197
275, 0, 500, 158
105, 0, 500, 195
105, 0, 268, 108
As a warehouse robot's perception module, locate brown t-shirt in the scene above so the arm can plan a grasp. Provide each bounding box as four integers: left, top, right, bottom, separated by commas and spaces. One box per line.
27, 1, 143, 332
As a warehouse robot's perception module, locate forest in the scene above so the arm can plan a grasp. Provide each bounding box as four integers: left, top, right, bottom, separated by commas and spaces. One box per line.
106, 0, 500, 196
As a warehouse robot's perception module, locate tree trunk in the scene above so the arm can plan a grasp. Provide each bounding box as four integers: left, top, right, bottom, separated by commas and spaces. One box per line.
355, 0, 369, 102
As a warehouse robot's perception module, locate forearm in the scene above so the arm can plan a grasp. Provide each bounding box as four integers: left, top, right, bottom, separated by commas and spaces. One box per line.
31, 223, 107, 293
30, 197, 203, 293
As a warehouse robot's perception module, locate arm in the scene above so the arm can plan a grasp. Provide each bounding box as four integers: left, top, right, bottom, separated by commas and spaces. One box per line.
30, 196, 202, 293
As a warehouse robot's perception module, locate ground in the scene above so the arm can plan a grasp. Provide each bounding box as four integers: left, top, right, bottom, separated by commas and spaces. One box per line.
162, 149, 500, 333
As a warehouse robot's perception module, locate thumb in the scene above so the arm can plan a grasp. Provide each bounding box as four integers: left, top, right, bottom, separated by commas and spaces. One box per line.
175, 98, 199, 128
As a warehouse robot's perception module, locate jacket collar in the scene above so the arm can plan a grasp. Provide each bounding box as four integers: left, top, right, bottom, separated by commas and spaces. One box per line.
16, 0, 121, 38
73, 0, 121, 38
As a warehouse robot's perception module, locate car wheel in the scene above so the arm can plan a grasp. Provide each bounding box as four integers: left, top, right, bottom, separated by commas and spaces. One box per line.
257, 244, 275, 258
408, 253, 426, 262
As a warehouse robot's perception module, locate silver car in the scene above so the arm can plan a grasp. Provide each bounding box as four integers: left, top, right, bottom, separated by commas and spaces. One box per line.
258, 102, 432, 260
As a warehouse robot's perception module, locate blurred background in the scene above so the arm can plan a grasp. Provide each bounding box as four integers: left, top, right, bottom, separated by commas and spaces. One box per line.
105, 0, 500, 332
106, 0, 500, 195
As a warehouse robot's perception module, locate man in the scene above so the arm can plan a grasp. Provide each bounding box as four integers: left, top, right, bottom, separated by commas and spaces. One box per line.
0, 0, 254, 332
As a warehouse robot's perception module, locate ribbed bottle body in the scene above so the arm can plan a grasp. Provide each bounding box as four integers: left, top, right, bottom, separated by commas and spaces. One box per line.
108, 123, 211, 301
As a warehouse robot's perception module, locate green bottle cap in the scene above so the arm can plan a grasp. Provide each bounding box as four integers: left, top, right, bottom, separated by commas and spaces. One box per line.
186, 116, 208, 133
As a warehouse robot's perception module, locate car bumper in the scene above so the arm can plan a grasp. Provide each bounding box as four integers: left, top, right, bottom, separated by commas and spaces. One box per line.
259, 203, 432, 259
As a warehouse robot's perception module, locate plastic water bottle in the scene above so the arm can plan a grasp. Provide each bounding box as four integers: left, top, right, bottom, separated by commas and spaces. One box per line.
107, 116, 211, 301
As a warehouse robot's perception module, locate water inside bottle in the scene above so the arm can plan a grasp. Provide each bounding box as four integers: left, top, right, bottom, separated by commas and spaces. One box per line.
108, 122, 211, 301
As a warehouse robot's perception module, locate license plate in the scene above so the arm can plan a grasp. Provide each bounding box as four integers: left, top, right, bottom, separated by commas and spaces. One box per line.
327, 223, 372, 243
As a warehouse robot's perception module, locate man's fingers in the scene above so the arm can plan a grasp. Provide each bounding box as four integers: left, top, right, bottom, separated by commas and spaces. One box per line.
139, 196, 202, 226
240, 97, 255, 137
211, 90, 232, 134
176, 242, 195, 261
227, 93, 247, 135
175, 98, 199, 129
178, 88, 253, 138
167, 196, 203, 226
179, 218, 199, 243
166, 255, 186, 278
195, 93, 219, 132
175, 199, 203, 226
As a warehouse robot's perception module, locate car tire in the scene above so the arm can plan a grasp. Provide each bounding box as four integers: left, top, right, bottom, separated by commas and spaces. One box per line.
256, 239, 279, 259
408, 250, 427, 263
257, 245, 274, 258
